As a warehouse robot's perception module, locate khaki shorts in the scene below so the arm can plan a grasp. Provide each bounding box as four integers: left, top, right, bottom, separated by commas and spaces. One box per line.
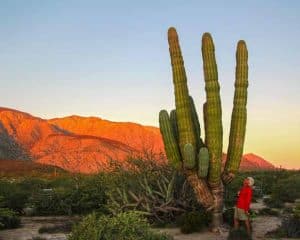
234, 207, 249, 221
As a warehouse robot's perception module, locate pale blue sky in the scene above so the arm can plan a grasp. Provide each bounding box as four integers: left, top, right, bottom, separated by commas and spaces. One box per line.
1, 0, 299, 167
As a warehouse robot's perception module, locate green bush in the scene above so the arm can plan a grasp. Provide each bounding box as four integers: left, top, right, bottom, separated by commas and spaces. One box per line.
68, 211, 172, 240
282, 215, 300, 238
30, 175, 107, 215
0, 207, 20, 230
106, 160, 200, 225
267, 214, 300, 238
266, 173, 300, 208
266, 202, 300, 238
0, 180, 30, 212
293, 203, 300, 218
177, 211, 210, 233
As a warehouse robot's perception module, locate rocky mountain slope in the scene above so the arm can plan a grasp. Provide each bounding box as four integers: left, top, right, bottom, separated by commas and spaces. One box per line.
0, 107, 275, 173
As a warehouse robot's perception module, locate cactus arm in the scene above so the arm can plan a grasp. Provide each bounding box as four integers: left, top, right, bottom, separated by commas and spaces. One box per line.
223, 40, 248, 184
170, 109, 179, 141
198, 147, 209, 178
201, 33, 223, 187
183, 143, 196, 169
203, 102, 208, 145
189, 96, 203, 150
168, 27, 197, 157
159, 110, 182, 170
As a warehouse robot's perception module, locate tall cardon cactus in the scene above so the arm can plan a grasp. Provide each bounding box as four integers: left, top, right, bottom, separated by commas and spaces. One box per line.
159, 27, 248, 230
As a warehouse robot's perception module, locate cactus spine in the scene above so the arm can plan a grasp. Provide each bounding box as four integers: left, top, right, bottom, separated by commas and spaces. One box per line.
159, 27, 249, 229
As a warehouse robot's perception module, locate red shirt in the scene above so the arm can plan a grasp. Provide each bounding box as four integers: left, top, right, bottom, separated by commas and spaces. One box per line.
236, 185, 252, 211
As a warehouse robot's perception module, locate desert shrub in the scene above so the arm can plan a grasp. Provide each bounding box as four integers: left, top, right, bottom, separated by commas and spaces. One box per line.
293, 202, 300, 218
0, 207, 20, 230
177, 211, 210, 234
106, 159, 200, 225
282, 215, 300, 238
0, 194, 21, 230
227, 228, 252, 240
267, 215, 300, 238
18, 178, 48, 190
282, 203, 300, 238
0, 175, 108, 216
266, 173, 300, 208
266, 202, 300, 238
68, 211, 172, 240
0, 180, 29, 212
31, 177, 107, 215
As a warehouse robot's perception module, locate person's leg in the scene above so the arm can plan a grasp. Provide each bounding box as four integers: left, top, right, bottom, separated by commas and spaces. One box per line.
234, 207, 240, 229
244, 219, 251, 236
234, 218, 239, 229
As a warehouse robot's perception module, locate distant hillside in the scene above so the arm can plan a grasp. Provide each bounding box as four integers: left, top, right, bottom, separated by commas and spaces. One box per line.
0, 107, 163, 173
0, 107, 276, 173
241, 153, 276, 170
48, 115, 164, 154
0, 159, 66, 178
222, 153, 275, 171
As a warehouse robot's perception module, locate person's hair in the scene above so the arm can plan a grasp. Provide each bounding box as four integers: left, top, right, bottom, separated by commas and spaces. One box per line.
246, 177, 254, 186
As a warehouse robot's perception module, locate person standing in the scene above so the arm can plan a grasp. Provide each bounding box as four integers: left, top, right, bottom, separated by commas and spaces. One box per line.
234, 177, 254, 236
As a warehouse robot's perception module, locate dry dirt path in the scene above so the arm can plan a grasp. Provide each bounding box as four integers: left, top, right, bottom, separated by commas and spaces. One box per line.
0, 216, 70, 240
159, 216, 283, 240
158, 199, 285, 240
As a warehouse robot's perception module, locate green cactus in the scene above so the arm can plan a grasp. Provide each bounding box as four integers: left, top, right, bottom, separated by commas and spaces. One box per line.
159, 27, 249, 229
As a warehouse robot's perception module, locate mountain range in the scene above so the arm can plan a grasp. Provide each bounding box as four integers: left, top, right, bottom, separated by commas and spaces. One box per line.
0, 107, 275, 173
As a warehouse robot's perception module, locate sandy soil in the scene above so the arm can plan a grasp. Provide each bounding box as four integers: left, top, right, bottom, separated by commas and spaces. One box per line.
0, 216, 72, 240
158, 216, 283, 240
158, 199, 284, 240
